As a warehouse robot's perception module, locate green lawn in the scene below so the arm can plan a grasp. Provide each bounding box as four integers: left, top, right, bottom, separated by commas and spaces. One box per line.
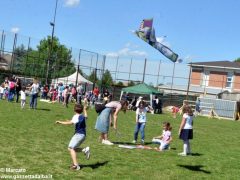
0, 100, 240, 180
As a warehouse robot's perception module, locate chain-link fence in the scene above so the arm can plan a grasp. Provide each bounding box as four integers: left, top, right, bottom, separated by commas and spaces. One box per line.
3, 29, 239, 107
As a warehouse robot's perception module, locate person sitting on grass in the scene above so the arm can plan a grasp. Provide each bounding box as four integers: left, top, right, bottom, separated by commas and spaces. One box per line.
152, 122, 172, 151
55, 104, 90, 171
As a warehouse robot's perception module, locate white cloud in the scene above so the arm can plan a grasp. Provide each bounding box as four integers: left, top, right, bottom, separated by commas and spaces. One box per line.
106, 43, 147, 58
64, 0, 80, 7
11, 27, 20, 34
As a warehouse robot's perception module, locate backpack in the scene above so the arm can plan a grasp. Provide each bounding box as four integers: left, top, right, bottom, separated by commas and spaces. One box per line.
95, 103, 106, 114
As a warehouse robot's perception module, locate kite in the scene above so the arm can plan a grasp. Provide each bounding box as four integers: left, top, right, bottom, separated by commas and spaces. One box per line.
135, 18, 179, 63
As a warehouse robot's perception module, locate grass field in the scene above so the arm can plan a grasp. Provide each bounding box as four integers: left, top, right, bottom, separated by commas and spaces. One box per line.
0, 100, 240, 180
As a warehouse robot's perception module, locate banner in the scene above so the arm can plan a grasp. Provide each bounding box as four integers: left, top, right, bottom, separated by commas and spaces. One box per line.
135, 19, 179, 63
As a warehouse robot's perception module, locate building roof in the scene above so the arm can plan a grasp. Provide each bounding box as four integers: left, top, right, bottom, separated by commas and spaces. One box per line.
189, 61, 240, 69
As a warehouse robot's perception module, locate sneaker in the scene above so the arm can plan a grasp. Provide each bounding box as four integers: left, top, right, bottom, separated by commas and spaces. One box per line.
141, 139, 144, 145
84, 146, 90, 160
178, 152, 187, 156
102, 139, 114, 145
70, 165, 80, 170
132, 140, 136, 144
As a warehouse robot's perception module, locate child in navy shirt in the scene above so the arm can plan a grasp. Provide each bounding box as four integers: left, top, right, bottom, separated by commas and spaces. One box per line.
56, 104, 90, 170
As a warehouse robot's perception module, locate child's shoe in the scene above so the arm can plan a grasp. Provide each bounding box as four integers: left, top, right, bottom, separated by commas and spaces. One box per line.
102, 139, 113, 145
70, 164, 80, 170
178, 152, 187, 156
83, 146, 90, 160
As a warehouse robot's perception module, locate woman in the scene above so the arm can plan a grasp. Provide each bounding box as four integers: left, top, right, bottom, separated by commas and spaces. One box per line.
15, 78, 22, 103
95, 100, 128, 145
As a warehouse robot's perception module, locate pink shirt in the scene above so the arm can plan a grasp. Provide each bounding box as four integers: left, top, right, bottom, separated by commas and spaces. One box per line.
162, 130, 171, 143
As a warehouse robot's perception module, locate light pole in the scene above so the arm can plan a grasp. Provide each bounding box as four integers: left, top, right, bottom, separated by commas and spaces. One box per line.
45, 0, 58, 84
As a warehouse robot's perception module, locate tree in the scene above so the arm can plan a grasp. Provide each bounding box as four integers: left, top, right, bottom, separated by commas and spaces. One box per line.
128, 80, 135, 86
234, 57, 240, 62
101, 69, 113, 87
116, 81, 124, 86
88, 69, 98, 83
12, 36, 76, 83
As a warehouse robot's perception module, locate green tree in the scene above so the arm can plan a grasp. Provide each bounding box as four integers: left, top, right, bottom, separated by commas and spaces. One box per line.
234, 57, 240, 62
128, 80, 135, 86
116, 81, 124, 86
88, 69, 99, 83
12, 36, 76, 83
101, 69, 113, 87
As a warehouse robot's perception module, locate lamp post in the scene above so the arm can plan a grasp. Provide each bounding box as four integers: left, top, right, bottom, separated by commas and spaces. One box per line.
45, 0, 58, 84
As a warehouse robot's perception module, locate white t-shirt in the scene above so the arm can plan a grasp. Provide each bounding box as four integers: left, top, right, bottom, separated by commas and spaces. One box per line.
183, 113, 193, 129
0, 86, 4, 94
31, 83, 39, 94
71, 114, 80, 124
20, 91, 26, 100
136, 107, 148, 123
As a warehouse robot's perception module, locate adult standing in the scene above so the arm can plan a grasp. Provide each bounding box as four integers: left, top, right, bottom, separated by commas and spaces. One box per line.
15, 78, 22, 103
29, 79, 39, 109
95, 100, 128, 145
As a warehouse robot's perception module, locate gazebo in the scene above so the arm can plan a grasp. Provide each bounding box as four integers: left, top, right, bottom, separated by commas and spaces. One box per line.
120, 83, 162, 106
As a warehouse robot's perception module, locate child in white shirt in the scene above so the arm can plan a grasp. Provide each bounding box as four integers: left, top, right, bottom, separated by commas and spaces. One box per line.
20, 87, 26, 109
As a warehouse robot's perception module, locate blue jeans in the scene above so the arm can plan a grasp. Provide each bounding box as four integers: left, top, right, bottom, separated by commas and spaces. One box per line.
134, 122, 145, 141
30, 93, 38, 109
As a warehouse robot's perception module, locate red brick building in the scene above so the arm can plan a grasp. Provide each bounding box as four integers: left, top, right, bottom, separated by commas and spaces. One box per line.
190, 61, 240, 92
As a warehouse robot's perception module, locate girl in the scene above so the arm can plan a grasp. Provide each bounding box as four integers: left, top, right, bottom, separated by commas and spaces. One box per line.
20, 87, 26, 109
95, 100, 128, 145
152, 122, 172, 151
133, 100, 148, 144
178, 105, 194, 156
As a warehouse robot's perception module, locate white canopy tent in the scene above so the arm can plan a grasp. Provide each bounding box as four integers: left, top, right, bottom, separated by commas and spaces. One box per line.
51, 71, 93, 86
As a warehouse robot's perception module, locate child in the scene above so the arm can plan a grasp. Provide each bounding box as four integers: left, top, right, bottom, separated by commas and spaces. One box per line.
20, 87, 26, 109
0, 83, 4, 100
63, 86, 70, 108
152, 122, 172, 151
132, 100, 148, 144
172, 106, 179, 118
178, 105, 194, 156
56, 104, 90, 170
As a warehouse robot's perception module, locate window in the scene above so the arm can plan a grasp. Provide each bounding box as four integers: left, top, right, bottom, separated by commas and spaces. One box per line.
226, 73, 233, 88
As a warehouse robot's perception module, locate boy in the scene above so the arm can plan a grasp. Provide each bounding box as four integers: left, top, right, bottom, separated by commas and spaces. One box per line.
56, 104, 90, 170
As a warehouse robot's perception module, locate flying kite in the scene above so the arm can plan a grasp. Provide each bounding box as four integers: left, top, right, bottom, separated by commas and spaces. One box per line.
135, 18, 179, 63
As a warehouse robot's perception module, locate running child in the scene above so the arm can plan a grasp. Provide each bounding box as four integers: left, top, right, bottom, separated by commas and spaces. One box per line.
56, 104, 90, 170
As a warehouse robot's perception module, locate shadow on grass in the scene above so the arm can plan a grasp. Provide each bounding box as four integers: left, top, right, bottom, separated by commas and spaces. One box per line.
177, 165, 211, 174
81, 161, 109, 169
190, 153, 203, 156
36, 108, 51, 111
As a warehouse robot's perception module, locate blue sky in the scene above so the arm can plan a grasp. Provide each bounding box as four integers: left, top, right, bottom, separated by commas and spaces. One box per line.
1, 0, 240, 84
1, 0, 240, 62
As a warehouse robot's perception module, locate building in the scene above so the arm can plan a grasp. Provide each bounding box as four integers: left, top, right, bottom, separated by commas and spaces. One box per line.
190, 61, 240, 93
158, 61, 240, 98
